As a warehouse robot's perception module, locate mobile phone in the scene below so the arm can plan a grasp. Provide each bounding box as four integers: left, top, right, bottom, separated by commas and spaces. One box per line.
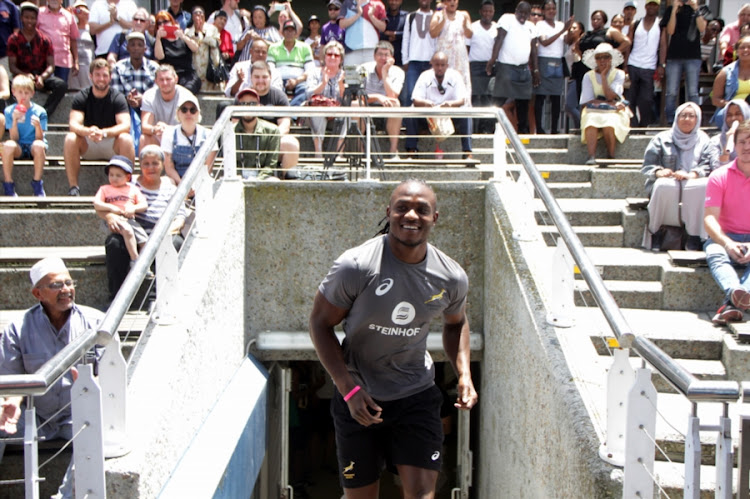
273, 2, 285, 12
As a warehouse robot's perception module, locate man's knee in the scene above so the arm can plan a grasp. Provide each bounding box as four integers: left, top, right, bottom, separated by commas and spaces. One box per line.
114, 134, 135, 158
280, 135, 299, 152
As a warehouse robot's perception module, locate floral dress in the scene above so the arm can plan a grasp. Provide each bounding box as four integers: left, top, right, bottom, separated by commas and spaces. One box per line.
435, 16, 471, 100
186, 24, 221, 91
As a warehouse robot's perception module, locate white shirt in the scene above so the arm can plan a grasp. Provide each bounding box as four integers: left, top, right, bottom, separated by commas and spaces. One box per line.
402, 10, 435, 64
467, 20, 497, 62
496, 13, 536, 65
412, 68, 467, 106
360, 61, 405, 97
628, 17, 661, 70
89, 0, 137, 55
536, 20, 565, 58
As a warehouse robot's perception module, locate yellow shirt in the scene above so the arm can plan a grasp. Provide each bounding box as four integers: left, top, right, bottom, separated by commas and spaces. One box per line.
736, 78, 750, 101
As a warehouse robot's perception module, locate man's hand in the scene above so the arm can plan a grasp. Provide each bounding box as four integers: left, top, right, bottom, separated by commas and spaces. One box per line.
236, 67, 245, 83
455, 373, 478, 410
88, 125, 104, 142
34, 75, 44, 89
532, 70, 541, 87
285, 78, 297, 91
725, 241, 750, 264
153, 122, 167, 138
0, 398, 21, 434
126, 88, 142, 108
383, 56, 395, 75
345, 388, 383, 427
485, 60, 494, 76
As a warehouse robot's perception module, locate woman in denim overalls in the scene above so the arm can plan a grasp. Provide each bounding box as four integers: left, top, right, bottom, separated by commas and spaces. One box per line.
163, 94, 218, 185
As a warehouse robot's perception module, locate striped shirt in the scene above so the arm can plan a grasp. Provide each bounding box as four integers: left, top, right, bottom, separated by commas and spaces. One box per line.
135, 178, 187, 233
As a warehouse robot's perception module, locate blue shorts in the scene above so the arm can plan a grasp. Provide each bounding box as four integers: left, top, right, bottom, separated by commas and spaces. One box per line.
19, 143, 32, 159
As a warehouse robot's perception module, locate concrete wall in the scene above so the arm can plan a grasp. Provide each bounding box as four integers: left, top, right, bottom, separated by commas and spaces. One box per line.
478, 181, 620, 498
104, 180, 249, 497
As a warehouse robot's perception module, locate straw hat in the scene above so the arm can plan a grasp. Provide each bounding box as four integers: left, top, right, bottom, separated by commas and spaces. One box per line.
582, 43, 624, 69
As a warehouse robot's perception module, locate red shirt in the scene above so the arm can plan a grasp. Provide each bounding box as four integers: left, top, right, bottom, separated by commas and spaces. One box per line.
219, 28, 234, 58
705, 161, 750, 234
7, 29, 53, 75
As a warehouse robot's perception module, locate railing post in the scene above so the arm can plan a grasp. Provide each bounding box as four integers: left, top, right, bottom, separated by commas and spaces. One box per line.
716, 411, 733, 499
222, 118, 237, 179
737, 415, 750, 499
365, 117, 372, 181
546, 238, 575, 327
451, 408, 472, 499
685, 414, 701, 499
493, 116, 507, 180
23, 404, 39, 499
599, 348, 634, 466
153, 225, 180, 325
71, 364, 105, 499
623, 367, 656, 499
280, 367, 293, 499
99, 335, 129, 459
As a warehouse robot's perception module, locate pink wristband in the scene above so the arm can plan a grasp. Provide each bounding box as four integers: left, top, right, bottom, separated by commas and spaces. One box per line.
343, 385, 361, 402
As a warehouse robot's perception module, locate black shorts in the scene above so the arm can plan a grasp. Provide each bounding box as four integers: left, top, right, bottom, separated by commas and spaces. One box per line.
331, 384, 444, 489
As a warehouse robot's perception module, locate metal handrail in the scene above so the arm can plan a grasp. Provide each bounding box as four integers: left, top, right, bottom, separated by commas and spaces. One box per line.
493, 109, 745, 404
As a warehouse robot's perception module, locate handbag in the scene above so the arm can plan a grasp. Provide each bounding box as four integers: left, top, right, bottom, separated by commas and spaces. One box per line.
206, 58, 229, 84
427, 117, 455, 143
308, 94, 340, 107
655, 224, 687, 251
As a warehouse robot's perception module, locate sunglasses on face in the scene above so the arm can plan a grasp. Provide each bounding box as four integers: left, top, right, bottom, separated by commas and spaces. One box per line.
329, 6, 340, 11
326, 52, 341, 58
239, 101, 259, 106
180, 105, 198, 114
531, 12, 542, 17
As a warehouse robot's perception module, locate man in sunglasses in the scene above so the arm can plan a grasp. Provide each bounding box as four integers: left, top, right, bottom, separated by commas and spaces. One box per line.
0, 257, 103, 499
321, 0, 345, 46
406, 51, 472, 158
234, 87, 281, 180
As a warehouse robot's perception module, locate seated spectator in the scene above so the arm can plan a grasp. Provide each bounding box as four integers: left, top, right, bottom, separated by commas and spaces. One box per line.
0, 257, 103, 499
213, 10, 235, 67
105, 7, 155, 65
93, 156, 148, 268
102, 144, 186, 300
712, 99, 750, 166
185, 6, 221, 92
578, 43, 630, 165
702, 19, 722, 73
234, 5, 281, 63
711, 35, 750, 126
64, 59, 134, 196
69, 0, 94, 91
2, 75, 46, 197
321, 0, 346, 46
406, 51, 472, 158
268, 19, 314, 107
162, 93, 218, 184
641, 102, 718, 251
719, 4, 750, 62
306, 15, 323, 65
89, 0, 137, 58
235, 87, 281, 180
37, 0, 79, 83
155, 11, 200, 95
140, 64, 196, 148
7, 2, 67, 118
110, 31, 160, 153
358, 40, 404, 157
704, 120, 750, 324
305, 40, 345, 156
225, 39, 283, 98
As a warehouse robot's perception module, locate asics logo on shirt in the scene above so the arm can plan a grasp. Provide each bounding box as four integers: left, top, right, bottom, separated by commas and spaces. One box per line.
375, 278, 394, 296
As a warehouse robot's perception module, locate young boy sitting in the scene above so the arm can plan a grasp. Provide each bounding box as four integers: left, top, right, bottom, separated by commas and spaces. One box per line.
93, 156, 148, 270
2, 75, 47, 196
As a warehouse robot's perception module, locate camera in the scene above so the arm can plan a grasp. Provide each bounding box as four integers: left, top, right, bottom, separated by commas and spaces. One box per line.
344, 64, 367, 89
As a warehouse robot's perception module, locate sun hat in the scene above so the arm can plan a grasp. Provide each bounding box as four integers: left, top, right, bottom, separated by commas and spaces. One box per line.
582, 43, 624, 69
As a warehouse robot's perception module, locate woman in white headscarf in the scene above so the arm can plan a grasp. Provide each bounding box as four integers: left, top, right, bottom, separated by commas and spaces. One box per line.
641, 102, 719, 251
711, 99, 750, 166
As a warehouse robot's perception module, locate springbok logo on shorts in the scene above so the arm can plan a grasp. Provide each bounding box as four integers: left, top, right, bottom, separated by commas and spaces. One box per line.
391, 301, 416, 325
343, 461, 355, 479
431, 451, 440, 461
375, 278, 394, 296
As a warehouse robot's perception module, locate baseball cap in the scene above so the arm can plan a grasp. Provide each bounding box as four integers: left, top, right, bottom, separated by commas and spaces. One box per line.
105, 155, 134, 175
236, 88, 260, 102
177, 92, 200, 109
328, 0, 342, 7
282, 19, 296, 30
308, 15, 320, 25
645, 0, 659, 5
30, 257, 68, 287
72, 0, 88, 9
215, 9, 228, 19
624, 0, 637, 8
19, 2, 38, 14
126, 31, 146, 42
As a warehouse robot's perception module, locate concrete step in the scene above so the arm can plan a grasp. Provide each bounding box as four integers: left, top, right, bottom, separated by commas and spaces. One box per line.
576, 247, 665, 282
574, 279, 664, 309
0, 206, 100, 246
540, 225, 624, 247
518, 148, 568, 164
534, 198, 627, 226
543, 181, 593, 198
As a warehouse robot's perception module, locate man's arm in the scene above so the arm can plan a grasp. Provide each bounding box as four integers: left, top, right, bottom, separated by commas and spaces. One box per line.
442, 309, 477, 410
486, 27, 506, 75
277, 116, 291, 135
105, 111, 132, 138
68, 109, 89, 137
309, 291, 383, 426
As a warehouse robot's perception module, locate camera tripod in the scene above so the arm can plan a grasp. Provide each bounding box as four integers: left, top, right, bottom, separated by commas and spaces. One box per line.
323, 84, 385, 179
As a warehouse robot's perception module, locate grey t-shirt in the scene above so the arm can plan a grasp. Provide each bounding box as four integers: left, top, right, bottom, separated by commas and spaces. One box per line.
319, 234, 468, 401
141, 84, 194, 126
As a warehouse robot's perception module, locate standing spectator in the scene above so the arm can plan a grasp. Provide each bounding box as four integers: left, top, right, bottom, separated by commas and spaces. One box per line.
7, 2, 67, 118
64, 59, 134, 196
530, 4, 543, 23
268, 20, 314, 106
0, 0, 19, 72
430, 0, 472, 99
535, 0, 572, 135
167, 0, 191, 31
2, 75, 46, 197
140, 64, 195, 148
105, 8, 155, 65
69, 0, 93, 90
185, 6, 221, 92
564, 20, 584, 129
623, 0, 637, 36
487, 1, 537, 134
110, 31, 159, 152
207, 0, 248, 53
701, 19, 722, 73
467, 0, 496, 134
627, 0, 661, 127
359, 41, 404, 157
225, 39, 283, 98
214, 10, 235, 67
89, 0, 137, 57
162, 93, 218, 184
321, 0, 346, 46
407, 51, 472, 157
703, 120, 750, 324
340, 0, 387, 67
154, 11, 200, 95
306, 15, 323, 65
37, 0, 79, 83
660, 0, 707, 122
381, 0, 407, 67
234, 88, 281, 180
402, 0, 435, 108
719, 3, 750, 59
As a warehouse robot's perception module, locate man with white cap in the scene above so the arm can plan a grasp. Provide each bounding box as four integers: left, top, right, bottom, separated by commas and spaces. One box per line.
63, 58, 134, 196
0, 257, 103, 499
